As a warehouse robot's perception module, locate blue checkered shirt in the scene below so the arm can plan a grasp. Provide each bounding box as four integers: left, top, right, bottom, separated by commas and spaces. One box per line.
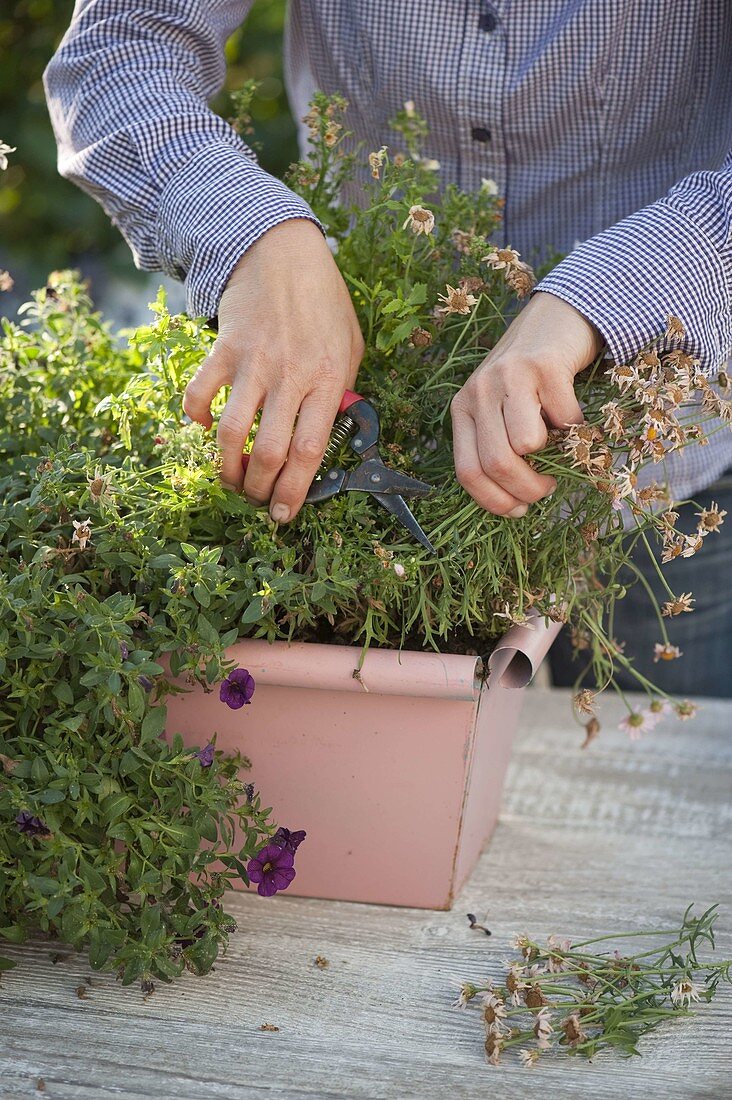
44, 1, 732, 497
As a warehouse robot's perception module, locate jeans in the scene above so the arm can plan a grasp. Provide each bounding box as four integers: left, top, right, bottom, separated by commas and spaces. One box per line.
549, 468, 732, 698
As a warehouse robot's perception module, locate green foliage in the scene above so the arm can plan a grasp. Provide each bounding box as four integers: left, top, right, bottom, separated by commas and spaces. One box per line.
0, 274, 278, 987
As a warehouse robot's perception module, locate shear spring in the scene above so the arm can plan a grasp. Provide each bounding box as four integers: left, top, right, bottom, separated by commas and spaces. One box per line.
320, 412, 356, 470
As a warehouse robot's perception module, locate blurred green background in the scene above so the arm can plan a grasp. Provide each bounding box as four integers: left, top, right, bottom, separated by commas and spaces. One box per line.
0, 0, 298, 309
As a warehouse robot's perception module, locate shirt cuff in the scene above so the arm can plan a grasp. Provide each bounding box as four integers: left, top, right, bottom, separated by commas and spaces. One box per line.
156, 141, 322, 319
535, 199, 732, 373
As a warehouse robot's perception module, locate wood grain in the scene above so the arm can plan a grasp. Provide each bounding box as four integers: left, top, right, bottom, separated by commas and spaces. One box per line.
1, 688, 730, 1099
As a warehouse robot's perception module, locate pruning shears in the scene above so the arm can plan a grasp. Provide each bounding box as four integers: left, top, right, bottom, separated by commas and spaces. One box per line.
241, 389, 436, 554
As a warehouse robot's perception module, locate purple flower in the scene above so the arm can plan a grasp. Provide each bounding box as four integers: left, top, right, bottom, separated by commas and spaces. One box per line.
219, 668, 255, 710
196, 742, 215, 768
15, 810, 51, 838
119, 642, 129, 661
244, 783, 255, 803
247, 843, 296, 897
271, 827, 307, 853
138, 675, 154, 693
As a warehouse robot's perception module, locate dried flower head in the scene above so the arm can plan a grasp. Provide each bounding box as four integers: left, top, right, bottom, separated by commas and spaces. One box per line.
670, 978, 702, 1006
409, 326, 432, 348
581, 716, 601, 749
71, 518, 92, 550
562, 1013, 587, 1045
436, 284, 479, 316
665, 314, 686, 341
483, 246, 521, 270
403, 204, 435, 235
0, 270, 14, 292
518, 1048, 541, 1067
661, 592, 695, 617
573, 689, 596, 716
533, 1007, 554, 1049
675, 700, 697, 720
696, 502, 727, 534
368, 146, 387, 179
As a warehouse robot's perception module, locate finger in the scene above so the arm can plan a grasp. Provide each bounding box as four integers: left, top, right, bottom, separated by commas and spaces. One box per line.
452, 402, 525, 515
216, 373, 263, 493
243, 388, 302, 506
502, 390, 556, 497
540, 372, 584, 428
269, 389, 343, 522
475, 401, 556, 505
183, 342, 234, 430
502, 389, 549, 456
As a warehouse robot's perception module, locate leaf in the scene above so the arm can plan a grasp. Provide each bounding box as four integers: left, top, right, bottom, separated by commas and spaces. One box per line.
140, 705, 167, 743
241, 597, 264, 624
38, 788, 66, 805
193, 583, 210, 608
101, 793, 134, 823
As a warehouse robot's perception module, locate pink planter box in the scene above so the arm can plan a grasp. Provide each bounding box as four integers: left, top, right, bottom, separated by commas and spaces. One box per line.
164, 617, 560, 910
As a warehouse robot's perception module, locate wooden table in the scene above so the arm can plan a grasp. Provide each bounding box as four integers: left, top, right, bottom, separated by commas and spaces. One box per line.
1, 688, 731, 1099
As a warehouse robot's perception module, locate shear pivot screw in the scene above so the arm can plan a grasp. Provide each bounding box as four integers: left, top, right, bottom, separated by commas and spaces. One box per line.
370, 473, 381, 484
328, 470, 339, 480
353, 438, 363, 449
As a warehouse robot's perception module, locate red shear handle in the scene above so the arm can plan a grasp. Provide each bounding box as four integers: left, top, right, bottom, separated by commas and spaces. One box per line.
241, 390, 363, 471
339, 388, 363, 414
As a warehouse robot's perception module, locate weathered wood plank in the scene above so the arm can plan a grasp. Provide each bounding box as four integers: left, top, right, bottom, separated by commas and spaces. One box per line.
1, 688, 730, 1099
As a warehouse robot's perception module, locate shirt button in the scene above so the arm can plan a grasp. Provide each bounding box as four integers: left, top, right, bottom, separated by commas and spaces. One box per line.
471, 126, 492, 143
478, 9, 498, 32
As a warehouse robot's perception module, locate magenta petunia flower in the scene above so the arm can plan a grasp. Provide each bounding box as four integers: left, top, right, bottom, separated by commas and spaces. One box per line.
195, 743, 215, 768
219, 668, 255, 710
247, 843, 296, 897
272, 827, 307, 853
15, 810, 51, 837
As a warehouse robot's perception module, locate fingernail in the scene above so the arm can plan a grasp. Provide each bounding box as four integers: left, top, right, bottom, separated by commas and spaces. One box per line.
507, 505, 528, 519
222, 482, 237, 493
270, 503, 290, 523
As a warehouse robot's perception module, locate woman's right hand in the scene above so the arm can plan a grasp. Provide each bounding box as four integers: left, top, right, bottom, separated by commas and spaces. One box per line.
183, 218, 365, 523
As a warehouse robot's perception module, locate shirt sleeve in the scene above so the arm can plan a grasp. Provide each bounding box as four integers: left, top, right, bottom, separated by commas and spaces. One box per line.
43, 0, 321, 319
535, 153, 732, 373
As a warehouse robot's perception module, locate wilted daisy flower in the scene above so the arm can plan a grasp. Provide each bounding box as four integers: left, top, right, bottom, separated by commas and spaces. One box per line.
696, 502, 727, 534
481, 177, 499, 195
534, 1007, 554, 1049
484, 1031, 503, 1066
403, 204, 435, 235
436, 283, 479, 316
665, 314, 686, 341
562, 1013, 587, 1046
518, 1048, 541, 1067
0, 142, 16, 171
505, 260, 536, 299
670, 978, 702, 1006
71, 517, 92, 550
581, 716, 601, 748
675, 700, 697, 720
662, 592, 695, 616
573, 688, 596, 716
618, 710, 655, 739
452, 981, 478, 1009
654, 643, 683, 662
648, 698, 673, 720
409, 326, 432, 348
0, 270, 14, 292
393, 562, 406, 578
483, 245, 521, 270
482, 991, 508, 1027
368, 146, 387, 179
451, 228, 474, 254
